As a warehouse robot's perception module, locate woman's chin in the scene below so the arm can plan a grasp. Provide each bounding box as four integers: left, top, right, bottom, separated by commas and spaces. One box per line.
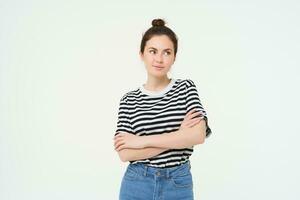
149, 71, 168, 77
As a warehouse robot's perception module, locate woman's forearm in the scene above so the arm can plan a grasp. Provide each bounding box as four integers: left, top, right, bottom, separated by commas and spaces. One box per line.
117, 147, 168, 162
143, 120, 207, 149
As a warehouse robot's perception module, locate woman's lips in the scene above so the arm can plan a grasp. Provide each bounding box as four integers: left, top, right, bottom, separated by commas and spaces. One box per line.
153, 65, 164, 69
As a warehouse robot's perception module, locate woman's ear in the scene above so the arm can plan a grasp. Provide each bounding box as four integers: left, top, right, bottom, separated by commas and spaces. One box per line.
139, 52, 144, 61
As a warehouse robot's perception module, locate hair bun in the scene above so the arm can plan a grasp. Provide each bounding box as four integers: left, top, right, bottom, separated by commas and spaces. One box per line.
152, 18, 165, 27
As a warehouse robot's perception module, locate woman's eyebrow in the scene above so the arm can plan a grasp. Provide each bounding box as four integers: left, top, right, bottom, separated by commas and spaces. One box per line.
148, 47, 172, 51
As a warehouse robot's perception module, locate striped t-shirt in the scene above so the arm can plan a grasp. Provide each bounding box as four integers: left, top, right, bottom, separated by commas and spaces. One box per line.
115, 78, 212, 168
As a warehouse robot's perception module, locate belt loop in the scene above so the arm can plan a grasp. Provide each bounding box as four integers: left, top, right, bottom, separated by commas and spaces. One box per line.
144, 165, 148, 176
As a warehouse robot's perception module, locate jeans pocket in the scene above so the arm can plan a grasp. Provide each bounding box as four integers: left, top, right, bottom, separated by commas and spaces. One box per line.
171, 171, 193, 188
123, 166, 138, 181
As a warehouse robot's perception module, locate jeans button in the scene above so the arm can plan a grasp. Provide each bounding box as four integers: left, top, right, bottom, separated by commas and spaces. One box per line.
156, 172, 160, 176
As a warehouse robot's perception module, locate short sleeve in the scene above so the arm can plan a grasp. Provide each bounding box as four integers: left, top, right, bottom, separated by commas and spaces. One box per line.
185, 79, 212, 138
114, 95, 135, 136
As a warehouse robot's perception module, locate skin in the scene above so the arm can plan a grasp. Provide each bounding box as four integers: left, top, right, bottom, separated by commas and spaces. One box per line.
113, 34, 205, 161
114, 109, 205, 151
139, 35, 176, 91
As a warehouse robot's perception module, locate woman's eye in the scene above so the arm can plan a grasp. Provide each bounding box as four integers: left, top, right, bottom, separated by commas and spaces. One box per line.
165, 52, 171, 55
150, 50, 155, 54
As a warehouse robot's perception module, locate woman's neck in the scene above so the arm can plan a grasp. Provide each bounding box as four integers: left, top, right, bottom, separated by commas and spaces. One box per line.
143, 76, 171, 92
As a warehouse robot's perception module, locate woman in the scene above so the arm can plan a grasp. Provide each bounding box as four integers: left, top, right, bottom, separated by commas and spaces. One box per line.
114, 18, 212, 200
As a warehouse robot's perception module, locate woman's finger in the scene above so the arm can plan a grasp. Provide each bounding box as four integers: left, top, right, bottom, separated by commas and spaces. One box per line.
114, 133, 125, 139
114, 136, 124, 143
115, 140, 125, 150
180, 109, 201, 129
188, 116, 204, 127
115, 139, 125, 148
188, 111, 203, 120
114, 135, 124, 140
190, 117, 203, 127
186, 110, 200, 119
185, 109, 197, 119
114, 137, 123, 147
186, 117, 201, 127
116, 143, 126, 151
183, 109, 196, 121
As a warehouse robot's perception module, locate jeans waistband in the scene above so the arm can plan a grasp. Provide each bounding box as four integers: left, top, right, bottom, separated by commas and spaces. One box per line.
127, 160, 191, 179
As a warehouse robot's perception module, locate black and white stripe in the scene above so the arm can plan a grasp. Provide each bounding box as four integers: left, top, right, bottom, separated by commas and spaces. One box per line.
115, 78, 212, 168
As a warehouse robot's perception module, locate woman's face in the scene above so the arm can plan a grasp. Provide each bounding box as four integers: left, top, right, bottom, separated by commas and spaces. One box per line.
140, 35, 176, 78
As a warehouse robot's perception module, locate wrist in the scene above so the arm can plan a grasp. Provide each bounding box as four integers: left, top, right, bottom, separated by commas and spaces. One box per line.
142, 135, 151, 148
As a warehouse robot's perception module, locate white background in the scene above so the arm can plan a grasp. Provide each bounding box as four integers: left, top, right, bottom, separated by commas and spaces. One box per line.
1, 0, 299, 199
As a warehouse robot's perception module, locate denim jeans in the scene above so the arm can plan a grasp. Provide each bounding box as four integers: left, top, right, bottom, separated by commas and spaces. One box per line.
119, 161, 194, 200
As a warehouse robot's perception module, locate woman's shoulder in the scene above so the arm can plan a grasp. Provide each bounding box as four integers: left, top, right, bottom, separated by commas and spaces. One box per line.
119, 88, 140, 102
176, 78, 197, 87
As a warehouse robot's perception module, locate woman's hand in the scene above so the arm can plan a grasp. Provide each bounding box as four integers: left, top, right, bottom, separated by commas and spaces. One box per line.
114, 132, 146, 151
180, 109, 204, 131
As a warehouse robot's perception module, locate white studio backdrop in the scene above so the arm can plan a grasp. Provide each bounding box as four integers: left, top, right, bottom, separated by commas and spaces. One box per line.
1, 0, 299, 199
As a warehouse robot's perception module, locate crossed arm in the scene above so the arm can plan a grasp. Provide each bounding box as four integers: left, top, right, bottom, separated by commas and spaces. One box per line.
116, 147, 168, 162
114, 119, 207, 162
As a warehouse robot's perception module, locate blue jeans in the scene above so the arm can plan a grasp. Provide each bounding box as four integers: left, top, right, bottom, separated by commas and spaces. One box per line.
119, 161, 194, 200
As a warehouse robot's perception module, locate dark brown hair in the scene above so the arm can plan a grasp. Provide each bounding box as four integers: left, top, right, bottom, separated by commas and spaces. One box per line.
140, 18, 178, 57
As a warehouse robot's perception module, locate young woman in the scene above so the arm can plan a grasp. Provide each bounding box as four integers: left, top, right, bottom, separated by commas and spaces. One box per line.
114, 18, 212, 200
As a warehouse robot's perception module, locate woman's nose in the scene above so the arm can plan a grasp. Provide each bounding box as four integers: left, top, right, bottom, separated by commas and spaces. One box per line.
154, 54, 163, 63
